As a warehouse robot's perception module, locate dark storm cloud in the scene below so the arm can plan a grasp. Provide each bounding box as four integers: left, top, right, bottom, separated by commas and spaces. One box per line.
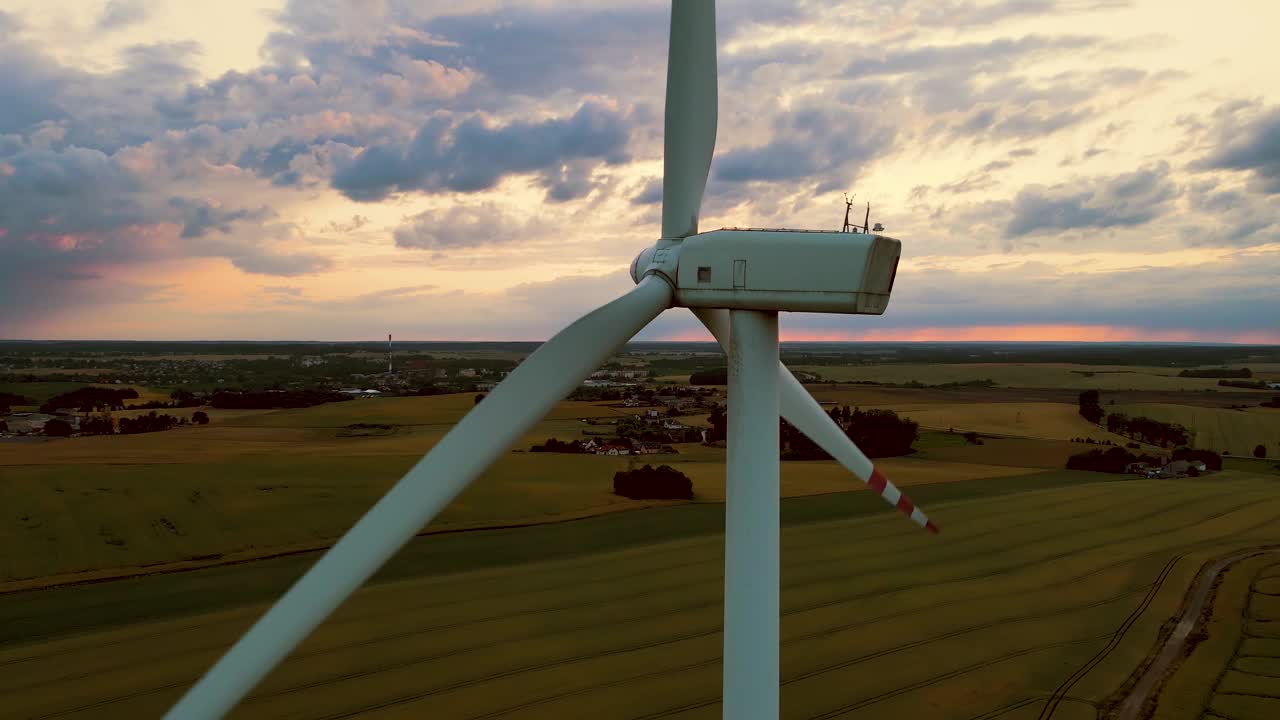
1005, 163, 1179, 237
1198, 106, 1280, 194
97, 1, 150, 31
331, 101, 633, 202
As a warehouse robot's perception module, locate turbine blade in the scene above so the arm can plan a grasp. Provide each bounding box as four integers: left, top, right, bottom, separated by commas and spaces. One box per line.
690, 308, 940, 534
165, 276, 675, 720
661, 0, 717, 240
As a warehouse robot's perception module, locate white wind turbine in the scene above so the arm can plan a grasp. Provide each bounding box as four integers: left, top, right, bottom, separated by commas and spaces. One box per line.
166, 2, 938, 719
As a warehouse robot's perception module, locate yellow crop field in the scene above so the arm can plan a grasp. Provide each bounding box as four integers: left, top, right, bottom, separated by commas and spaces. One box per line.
1113, 403, 1280, 456
791, 363, 1259, 391
2, 477, 1278, 719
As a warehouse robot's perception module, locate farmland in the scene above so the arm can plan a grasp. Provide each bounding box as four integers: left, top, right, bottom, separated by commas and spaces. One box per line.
4, 341, 1280, 718
2, 475, 1279, 719
1112, 403, 1280, 456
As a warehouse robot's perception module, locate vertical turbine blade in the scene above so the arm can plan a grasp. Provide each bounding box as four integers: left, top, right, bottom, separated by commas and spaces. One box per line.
690, 308, 940, 534
164, 276, 674, 720
661, 0, 717, 240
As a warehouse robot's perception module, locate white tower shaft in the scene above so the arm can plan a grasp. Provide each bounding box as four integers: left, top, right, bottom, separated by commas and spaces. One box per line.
722, 309, 780, 720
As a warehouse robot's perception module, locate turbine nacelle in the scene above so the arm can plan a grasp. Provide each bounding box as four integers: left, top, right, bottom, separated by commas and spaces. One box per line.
630, 230, 902, 315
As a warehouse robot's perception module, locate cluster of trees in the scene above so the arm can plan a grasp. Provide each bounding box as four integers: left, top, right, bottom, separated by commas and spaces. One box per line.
689, 367, 729, 385
1066, 445, 1226, 475
1172, 447, 1223, 470
613, 416, 704, 445
1179, 367, 1251, 378
1077, 390, 1105, 424
842, 408, 919, 458
1256, 445, 1268, 459
1218, 379, 1268, 389
118, 411, 181, 435
207, 389, 352, 409
1103, 413, 1190, 447
1066, 447, 1166, 474
530, 438, 589, 453
1078, 390, 1190, 448
612, 464, 694, 500
0, 391, 33, 414
708, 404, 918, 459
1260, 396, 1280, 408
40, 387, 138, 413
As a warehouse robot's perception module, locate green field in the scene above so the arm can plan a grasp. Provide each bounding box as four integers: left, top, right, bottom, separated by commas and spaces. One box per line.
1, 476, 1278, 719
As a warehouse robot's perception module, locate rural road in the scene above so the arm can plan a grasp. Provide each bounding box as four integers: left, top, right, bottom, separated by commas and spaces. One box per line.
1114, 545, 1280, 720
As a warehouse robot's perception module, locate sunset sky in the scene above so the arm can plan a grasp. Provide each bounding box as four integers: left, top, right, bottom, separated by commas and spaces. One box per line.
1, 0, 1277, 343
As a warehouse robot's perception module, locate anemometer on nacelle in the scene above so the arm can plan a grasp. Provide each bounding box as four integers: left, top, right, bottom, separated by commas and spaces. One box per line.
630, 228, 901, 315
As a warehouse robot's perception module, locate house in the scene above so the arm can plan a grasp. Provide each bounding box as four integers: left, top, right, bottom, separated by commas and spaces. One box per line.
1267, 382, 1280, 390
662, 419, 685, 430
596, 443, 631, 456
1124, 462, 1149, 475
477, 382, 497, 391
458, 368, 478, 377
623, 398, 642, 408
645, 408, 660, 418
1158, 460, 1192, 478
581, 438, 600, 452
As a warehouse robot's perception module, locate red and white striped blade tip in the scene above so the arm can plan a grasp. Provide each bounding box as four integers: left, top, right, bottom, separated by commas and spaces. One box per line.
868, 467, 940, 534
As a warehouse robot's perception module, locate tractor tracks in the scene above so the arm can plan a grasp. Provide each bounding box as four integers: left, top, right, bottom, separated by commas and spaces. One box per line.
16, 495, 1278, 719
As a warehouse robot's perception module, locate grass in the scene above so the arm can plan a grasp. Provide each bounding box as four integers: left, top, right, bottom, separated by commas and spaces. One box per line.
1113, 403, 1280, 456
1, 475, 1278, 719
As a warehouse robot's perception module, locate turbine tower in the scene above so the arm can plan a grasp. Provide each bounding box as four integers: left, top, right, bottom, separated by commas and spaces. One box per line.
165, 3, 937, 718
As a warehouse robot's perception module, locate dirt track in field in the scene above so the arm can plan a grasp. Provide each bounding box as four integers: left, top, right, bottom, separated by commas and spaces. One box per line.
1112, 546, 1280, 720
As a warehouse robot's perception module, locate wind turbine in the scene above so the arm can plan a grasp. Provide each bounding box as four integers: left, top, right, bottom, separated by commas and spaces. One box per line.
166, 2, 938, 719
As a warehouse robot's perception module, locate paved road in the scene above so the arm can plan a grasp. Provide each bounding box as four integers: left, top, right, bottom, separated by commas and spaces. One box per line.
1115, 545, 1280, 720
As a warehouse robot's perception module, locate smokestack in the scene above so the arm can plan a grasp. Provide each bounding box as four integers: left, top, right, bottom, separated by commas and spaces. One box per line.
387, 334, 392, 374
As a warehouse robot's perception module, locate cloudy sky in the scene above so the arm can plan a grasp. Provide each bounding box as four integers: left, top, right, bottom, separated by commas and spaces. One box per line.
1, 0, 1277, 342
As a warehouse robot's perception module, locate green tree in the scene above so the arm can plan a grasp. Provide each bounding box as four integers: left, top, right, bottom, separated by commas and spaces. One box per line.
44, 418, 74, 437
1255, 444, 1268, 459
192, 410, 210, 425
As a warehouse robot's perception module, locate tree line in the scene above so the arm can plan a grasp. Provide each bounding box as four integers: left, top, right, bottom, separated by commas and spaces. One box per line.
1178, 367, 1251, 378
39, 387, 139, 413
1077, 390, 1190, 448
707, 403, 919, 459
